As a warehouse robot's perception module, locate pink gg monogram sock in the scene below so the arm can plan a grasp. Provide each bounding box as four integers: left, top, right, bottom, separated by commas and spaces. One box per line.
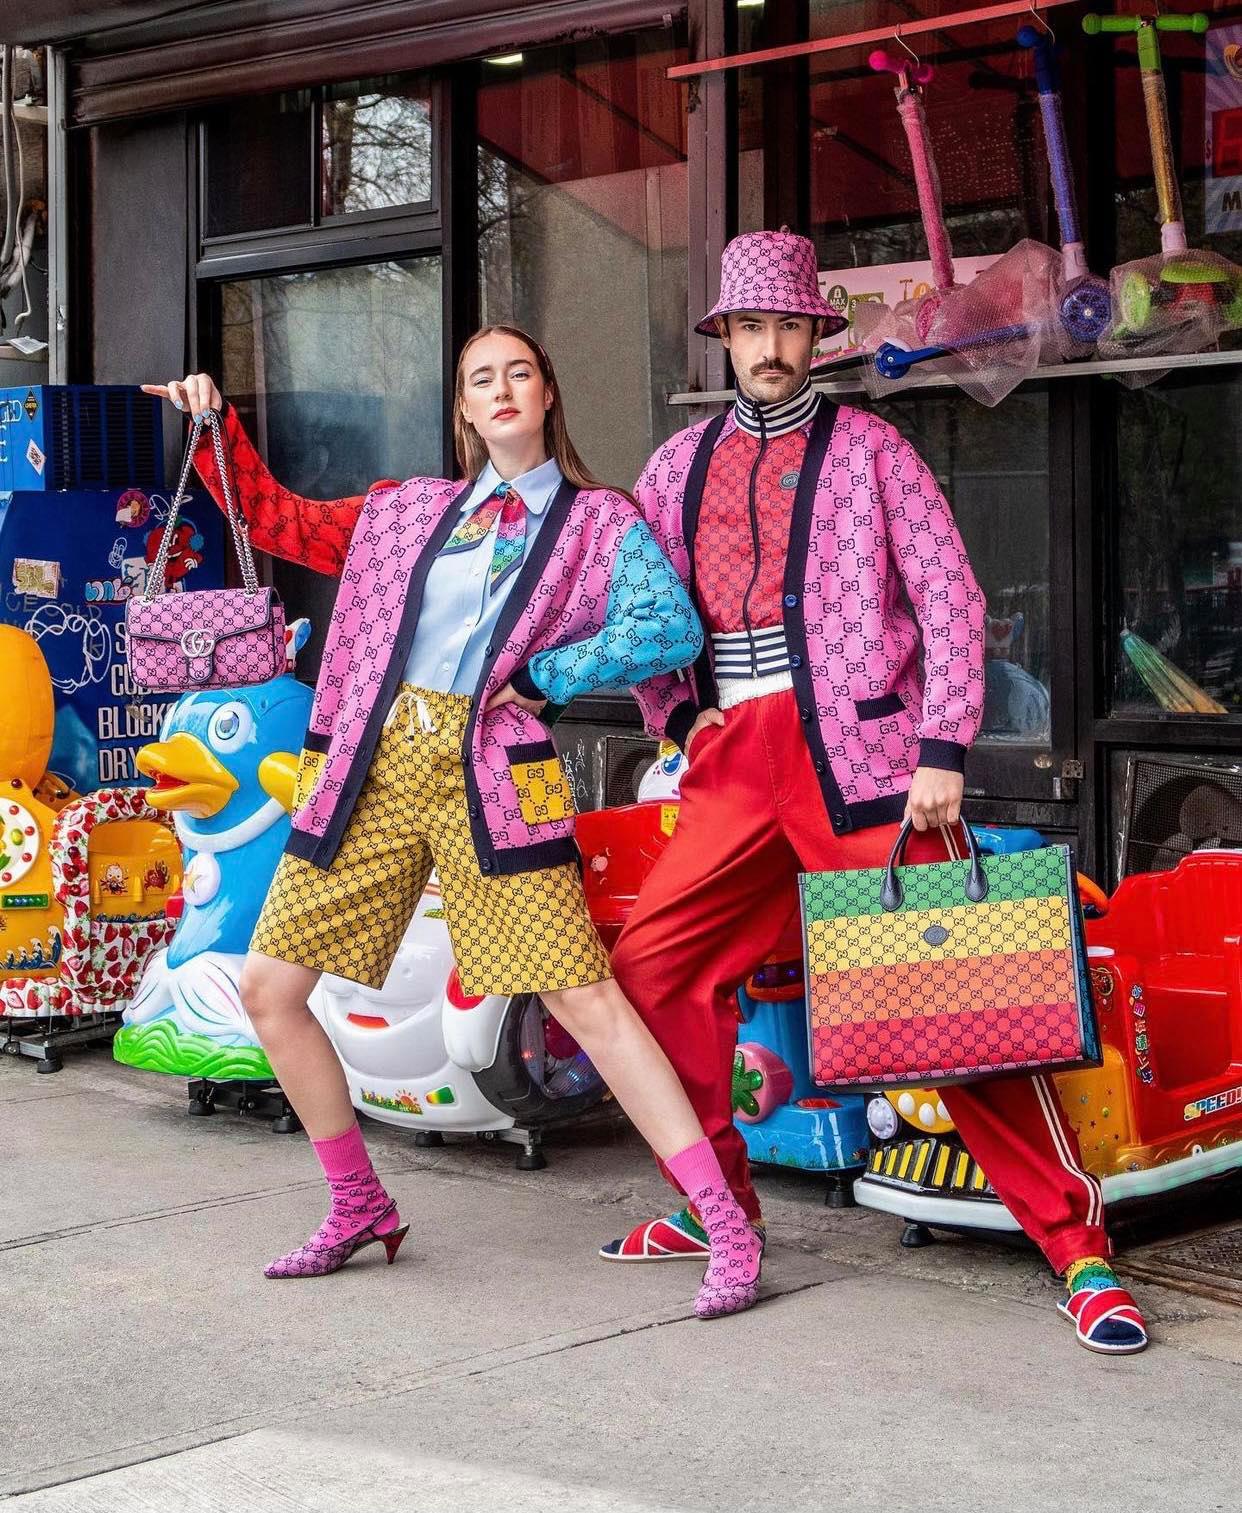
666, 1138, 763, 1320
264, 1123, 403, 1280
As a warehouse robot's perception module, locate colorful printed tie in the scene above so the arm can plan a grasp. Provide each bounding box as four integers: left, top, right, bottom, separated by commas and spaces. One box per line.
438, 484, 526, 597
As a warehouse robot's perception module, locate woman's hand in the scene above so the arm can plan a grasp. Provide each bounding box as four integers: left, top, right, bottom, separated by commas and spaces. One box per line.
904, 766, 964, 832
684, 707, 724, 757
486, 682, 547, 716
140, 373, 223, 420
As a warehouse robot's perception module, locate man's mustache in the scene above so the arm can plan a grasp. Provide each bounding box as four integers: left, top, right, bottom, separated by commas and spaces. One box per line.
750, 361, 794, 377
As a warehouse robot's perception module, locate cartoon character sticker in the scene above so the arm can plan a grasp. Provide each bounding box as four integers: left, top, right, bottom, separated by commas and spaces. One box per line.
116, 490, 152, 529
144, 518, 205, 588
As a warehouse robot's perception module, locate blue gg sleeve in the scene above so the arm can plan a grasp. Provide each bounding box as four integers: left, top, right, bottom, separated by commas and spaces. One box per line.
515, 520, 703, 705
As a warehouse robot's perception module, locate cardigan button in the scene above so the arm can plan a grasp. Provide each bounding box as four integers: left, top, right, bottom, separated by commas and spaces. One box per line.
481, 859, 493, 873
783, 593, 798, 608
814, 759, 826, 774
832, 812, 846, 828
484, 643, 494, 656
800, 707, 812, 721
790, 655, 803, 669
468, 804, 479, 819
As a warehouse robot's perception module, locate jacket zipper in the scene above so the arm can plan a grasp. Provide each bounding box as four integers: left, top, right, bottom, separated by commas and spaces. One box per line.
740, 410, 768, 678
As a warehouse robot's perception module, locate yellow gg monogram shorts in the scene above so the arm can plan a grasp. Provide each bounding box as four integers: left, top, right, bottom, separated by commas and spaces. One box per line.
251, 685, 611, 994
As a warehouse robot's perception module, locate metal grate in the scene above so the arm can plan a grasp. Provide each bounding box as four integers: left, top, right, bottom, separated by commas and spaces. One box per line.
1123, 1220, 1242, 1306
45, 387, 163, 491
1118, 754, 1242, 879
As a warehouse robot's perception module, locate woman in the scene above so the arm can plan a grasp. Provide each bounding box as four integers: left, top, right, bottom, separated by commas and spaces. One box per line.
143, 327, 763, 1319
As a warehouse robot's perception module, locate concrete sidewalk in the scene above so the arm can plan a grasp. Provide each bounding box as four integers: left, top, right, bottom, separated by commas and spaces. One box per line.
4, 1049, 1241, 1511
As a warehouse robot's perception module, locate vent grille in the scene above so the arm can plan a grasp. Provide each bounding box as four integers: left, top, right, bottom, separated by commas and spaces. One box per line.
45, 388, 162, 490
1118, 753, 1242, 879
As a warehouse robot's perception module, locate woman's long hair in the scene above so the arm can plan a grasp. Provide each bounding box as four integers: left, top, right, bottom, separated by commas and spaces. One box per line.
452, 324, 634, 503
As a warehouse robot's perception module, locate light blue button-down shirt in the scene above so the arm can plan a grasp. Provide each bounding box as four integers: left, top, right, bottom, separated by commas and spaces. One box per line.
401, 456, 563, 696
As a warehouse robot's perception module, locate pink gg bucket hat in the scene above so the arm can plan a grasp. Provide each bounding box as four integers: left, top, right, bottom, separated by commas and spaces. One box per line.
696, 229, 849, 338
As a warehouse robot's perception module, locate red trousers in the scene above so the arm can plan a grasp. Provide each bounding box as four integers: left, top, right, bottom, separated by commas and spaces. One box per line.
612, 690, 1108, 1274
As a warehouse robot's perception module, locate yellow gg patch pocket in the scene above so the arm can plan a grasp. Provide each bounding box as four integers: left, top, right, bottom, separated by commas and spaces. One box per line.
507, 740, 574, 827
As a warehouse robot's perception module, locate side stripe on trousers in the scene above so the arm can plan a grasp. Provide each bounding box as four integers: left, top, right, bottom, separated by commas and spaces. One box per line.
1033, 1072, 1103, 1230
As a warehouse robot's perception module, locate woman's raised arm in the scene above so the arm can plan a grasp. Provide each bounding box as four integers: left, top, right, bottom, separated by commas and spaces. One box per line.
142, 376, 387, 577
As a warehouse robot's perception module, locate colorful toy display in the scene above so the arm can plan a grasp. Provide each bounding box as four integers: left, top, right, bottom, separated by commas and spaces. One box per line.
0, 626, 180, 1069
856, 49, 1061, 407
1085, 12, 1242, 375
0, 385, 224, 795
114, 625, 314, 1086
855, 849, 1242, 1237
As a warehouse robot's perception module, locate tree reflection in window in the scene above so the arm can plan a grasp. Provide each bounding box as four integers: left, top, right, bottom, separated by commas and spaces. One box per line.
322, 79, 433, 218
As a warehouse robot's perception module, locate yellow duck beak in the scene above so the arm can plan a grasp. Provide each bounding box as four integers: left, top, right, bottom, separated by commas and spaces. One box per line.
258, 751, 299, 814
136, 732, 239, 818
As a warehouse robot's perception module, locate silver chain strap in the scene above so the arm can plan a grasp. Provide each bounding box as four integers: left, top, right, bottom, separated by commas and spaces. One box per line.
144, 408, 260, 601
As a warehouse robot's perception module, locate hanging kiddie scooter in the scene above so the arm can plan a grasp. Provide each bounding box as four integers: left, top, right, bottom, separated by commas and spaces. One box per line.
880, 20, 1113, 377
1016, 17, 1113, 357
858, 45, 1062, 406
1085, 10, 1242, 375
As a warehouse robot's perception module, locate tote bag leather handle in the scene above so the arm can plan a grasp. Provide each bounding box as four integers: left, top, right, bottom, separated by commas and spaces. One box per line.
881, 817, 989, 911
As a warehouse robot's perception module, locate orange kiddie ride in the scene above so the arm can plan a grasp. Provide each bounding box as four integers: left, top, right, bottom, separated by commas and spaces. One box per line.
0, 627, 180, 1072
855, 853, 1242, 1238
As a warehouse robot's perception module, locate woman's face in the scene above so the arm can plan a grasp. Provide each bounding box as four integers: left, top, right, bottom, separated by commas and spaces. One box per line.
458, 333, 553, 455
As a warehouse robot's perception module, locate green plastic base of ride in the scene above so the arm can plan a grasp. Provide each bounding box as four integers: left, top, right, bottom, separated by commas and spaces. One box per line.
113, 1019, 275, 1081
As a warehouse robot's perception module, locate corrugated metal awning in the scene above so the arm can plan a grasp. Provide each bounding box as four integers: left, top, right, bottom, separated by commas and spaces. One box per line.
43, 0, 681, 127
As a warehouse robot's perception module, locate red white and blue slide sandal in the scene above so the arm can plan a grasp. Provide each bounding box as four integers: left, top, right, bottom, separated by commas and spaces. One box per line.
1059, 1260, 1149, 1355
599, 1207, 766, 1263
599, 1207, 712, 1262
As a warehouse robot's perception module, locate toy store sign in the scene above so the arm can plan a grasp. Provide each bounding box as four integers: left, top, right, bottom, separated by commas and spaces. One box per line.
1207, 24, 1242, 234
816, 254, 999, 354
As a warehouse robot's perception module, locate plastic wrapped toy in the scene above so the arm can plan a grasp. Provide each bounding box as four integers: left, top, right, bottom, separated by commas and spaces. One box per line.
1086, 12, 1242, 380
857, 48, 1061, 408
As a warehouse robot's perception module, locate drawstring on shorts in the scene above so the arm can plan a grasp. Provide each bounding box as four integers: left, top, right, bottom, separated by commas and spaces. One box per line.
385, 690, 438, 737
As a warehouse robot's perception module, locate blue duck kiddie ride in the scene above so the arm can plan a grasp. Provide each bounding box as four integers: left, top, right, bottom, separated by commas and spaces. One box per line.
114, 622, 313, 1125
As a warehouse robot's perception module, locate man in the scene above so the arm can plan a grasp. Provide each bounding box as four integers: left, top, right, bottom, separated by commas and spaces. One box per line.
607, 230, 1147, 1356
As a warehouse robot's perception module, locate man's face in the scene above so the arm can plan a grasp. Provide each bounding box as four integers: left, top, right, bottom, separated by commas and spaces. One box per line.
720, 311, 820, 405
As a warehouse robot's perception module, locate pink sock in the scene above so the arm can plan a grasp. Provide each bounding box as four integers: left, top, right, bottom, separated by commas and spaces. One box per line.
666, 1138, 763, 1320
312, 1123, 398, 1234
264, 1123, 399, 1279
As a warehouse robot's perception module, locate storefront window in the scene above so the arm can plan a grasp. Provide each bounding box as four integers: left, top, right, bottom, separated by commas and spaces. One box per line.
322, 78, 433, 217
1112, 374, 1242, 718
204, 92, 314, 238
872, 388, 1053, 745
477, 24, 689, 491
204, 78, 433, 237
218, 257, 443, 670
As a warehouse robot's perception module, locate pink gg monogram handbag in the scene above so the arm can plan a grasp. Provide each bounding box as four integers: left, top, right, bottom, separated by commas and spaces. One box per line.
125, 408, 287, 693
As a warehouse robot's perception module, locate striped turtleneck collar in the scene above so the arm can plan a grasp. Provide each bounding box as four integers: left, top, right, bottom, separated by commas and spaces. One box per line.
733, 378, 819, 440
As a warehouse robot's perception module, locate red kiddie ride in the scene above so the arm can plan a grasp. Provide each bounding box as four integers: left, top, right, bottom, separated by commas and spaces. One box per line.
856, 850, 1242, 1235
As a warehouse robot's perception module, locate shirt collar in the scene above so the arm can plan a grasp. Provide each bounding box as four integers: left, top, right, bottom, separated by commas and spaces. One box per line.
733, 378, 819, 440
465, 456, 563, 517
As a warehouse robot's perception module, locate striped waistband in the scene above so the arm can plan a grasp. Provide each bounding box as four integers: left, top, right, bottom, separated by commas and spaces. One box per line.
711, 625, 791, 678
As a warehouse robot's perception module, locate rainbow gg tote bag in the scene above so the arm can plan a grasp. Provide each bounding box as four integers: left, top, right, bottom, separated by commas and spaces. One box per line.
801, 821, 1100, 1089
